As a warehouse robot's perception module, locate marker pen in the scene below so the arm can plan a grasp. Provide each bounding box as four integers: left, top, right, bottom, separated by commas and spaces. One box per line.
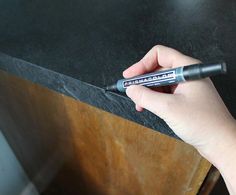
105, 62, 227, 92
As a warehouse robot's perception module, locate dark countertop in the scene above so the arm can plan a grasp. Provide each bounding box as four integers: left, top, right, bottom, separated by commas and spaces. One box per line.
0, 0, 235, 138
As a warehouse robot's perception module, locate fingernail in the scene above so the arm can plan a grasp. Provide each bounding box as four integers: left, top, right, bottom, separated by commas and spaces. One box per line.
125, 86, 132, 97
126, 85, 136, 98
122, 70, 128, 77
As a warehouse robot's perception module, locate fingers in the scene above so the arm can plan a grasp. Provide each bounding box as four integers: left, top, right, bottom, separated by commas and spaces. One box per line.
123, 46, 159, 78
135, 105, 144, 112
126, 85, 177, 117
123, 45, 200, 79
157, 45, 201, 67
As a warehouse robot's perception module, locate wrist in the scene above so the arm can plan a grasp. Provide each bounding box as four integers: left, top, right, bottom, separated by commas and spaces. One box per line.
197, 119, 236, 169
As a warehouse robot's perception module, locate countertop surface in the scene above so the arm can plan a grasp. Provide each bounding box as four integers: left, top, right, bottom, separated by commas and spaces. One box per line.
0, 0, 235, 138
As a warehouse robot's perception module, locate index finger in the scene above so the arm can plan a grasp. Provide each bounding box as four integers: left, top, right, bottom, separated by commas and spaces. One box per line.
123, 45, 197, 78
123, 46, 159, 78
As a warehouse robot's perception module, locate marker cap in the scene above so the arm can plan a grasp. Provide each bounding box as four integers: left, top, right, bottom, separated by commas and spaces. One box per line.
183, 62, 227, 81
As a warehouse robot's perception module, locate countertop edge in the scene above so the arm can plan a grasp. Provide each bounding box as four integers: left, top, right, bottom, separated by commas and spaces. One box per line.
0, 52, 178, 139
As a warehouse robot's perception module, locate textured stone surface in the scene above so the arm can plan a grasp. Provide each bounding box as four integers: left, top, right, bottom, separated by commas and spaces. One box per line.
0, 53, 176, 138
0, 0, 235, 138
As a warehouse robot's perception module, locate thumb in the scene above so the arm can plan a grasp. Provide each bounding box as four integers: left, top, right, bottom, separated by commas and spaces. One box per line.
126, 85, 177, 118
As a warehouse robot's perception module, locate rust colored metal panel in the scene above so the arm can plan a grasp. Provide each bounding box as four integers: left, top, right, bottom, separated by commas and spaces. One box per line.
0, 70, 211, 195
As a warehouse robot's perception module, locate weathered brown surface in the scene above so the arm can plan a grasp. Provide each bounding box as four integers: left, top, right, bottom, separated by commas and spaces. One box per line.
0, 70, 211, 195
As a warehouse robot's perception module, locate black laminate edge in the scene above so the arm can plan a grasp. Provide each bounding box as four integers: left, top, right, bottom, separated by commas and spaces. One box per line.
0, 52, 178, 139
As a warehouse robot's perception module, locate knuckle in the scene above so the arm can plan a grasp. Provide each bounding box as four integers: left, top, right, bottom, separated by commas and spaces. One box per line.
152, 45, 158, 49
153, 45, 160, 52
161, 97, 176, 111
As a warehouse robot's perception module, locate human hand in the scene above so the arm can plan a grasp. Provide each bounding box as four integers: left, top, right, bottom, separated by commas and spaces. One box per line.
123, 45, 236, 158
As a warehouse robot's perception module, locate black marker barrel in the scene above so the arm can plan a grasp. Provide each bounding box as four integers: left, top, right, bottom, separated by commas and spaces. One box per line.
105, 62, 227, 92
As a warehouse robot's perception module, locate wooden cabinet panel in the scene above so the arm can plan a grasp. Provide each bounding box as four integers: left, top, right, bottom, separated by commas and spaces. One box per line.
0, 70, 211, 195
